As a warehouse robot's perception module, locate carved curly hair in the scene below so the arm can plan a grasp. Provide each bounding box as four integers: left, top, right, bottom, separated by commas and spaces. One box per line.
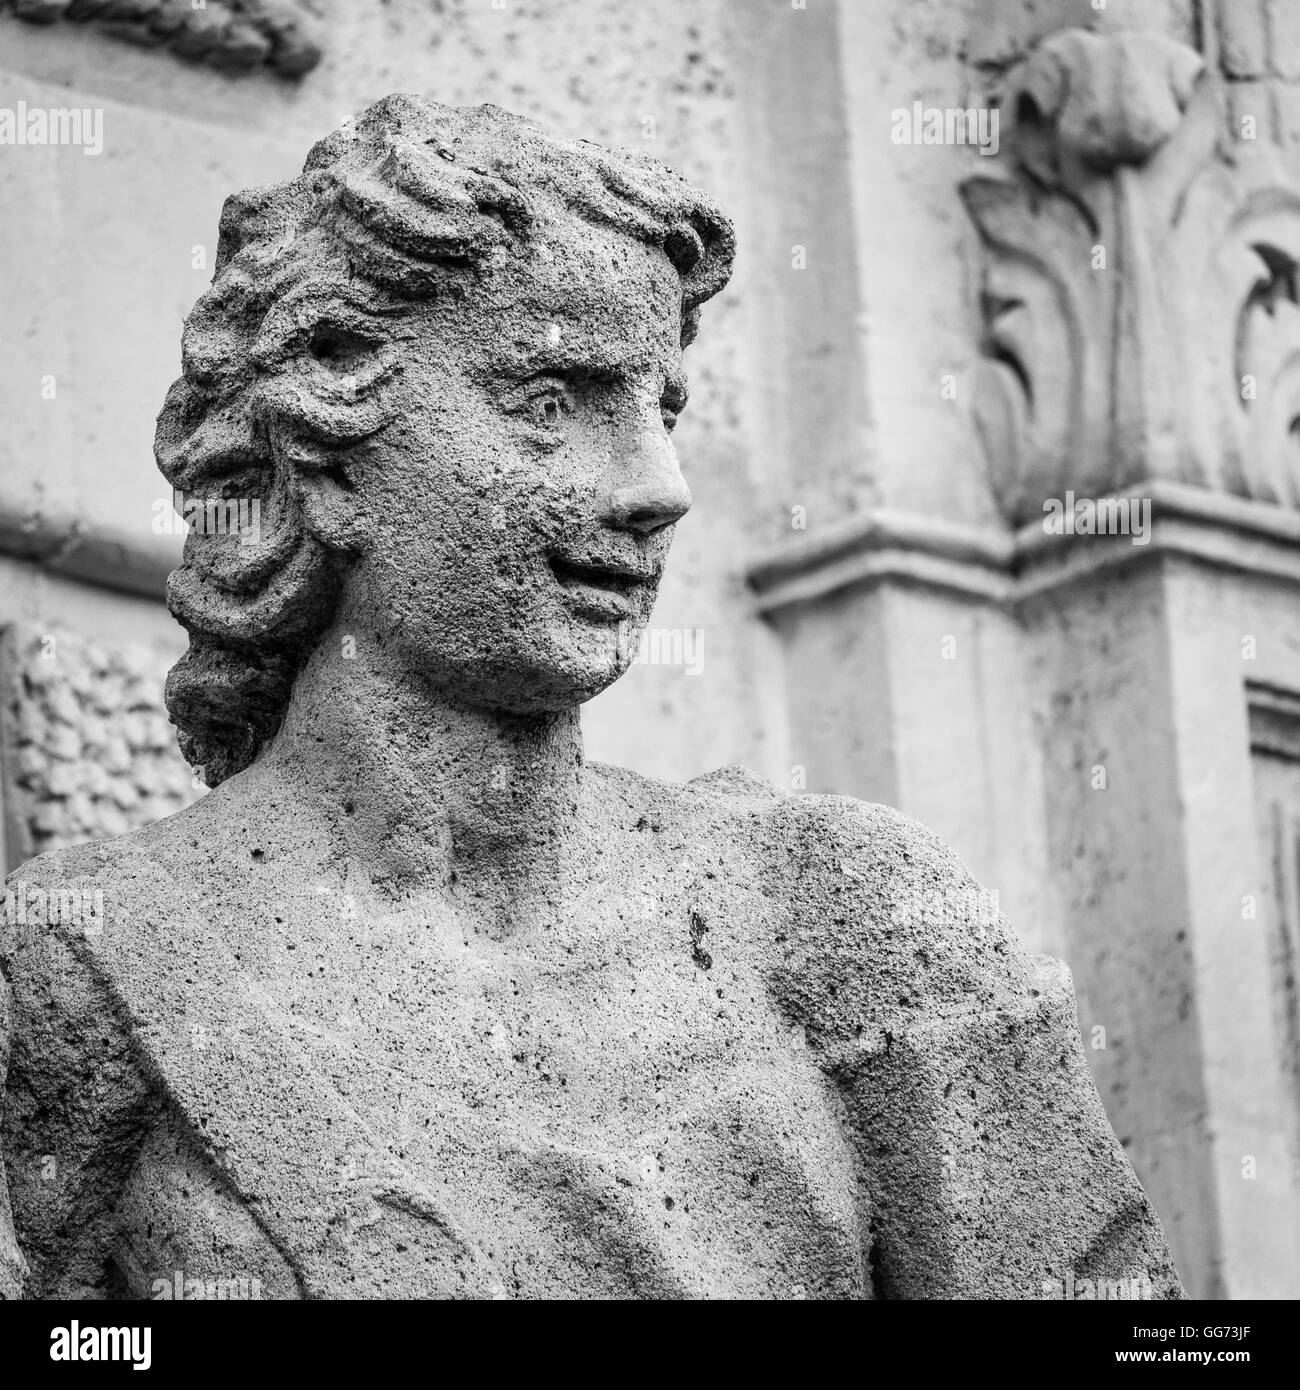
155, 95, 735, 787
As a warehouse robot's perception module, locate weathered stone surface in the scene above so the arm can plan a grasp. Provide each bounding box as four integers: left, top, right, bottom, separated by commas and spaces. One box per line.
0, 96, 1181, 1299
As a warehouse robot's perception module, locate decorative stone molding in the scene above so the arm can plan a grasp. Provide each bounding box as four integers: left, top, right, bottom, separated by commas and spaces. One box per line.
747, 481, 1300, 614
963, 27, 1300, 525
0, 624, 201, 867
3, 0, 323, 79
1247, 680, 1300, 759
0, 497, 175, 600
747, 508, 1015, 610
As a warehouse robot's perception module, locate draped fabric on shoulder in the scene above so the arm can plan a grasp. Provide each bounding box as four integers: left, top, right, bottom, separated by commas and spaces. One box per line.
2, 850, 494, 1299
761, 794, 1183, 1300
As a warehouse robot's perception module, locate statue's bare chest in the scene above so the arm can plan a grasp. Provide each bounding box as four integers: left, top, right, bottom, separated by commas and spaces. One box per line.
113, 892, 869, 1298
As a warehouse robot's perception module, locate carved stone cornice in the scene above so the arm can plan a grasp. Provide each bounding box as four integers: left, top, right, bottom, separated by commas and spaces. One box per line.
963, 27, 1300, 525
0, 496, 173, 600
747, 509, 1015, 610
747, 482, 1300, 615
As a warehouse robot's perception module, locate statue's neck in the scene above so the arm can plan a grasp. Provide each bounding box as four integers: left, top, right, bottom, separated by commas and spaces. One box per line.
257, 620, 586, 929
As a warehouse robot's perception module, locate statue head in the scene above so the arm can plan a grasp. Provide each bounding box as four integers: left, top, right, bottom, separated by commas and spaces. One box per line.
156, 95, 734, 787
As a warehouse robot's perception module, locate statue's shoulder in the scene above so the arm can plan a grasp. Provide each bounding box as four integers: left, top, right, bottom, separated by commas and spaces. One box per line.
6, 789, 209, 917
0, 791, 230, 1029
716, 782, 1037, 1040
4, 843, 138, 1049
586, 758, 1028, 979
587, 759, 783, 809
0, 824, 187, 1294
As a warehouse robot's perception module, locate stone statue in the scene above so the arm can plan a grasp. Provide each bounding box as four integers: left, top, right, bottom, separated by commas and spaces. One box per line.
0, 96, 1181, 1300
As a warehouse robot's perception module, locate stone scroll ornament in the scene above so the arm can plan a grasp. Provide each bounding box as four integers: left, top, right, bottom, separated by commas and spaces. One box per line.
0, 96, 1182, 1300
962, 27, 1300, 525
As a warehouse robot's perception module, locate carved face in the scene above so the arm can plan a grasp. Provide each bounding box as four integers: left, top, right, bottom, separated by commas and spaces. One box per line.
323, 221, 693, 714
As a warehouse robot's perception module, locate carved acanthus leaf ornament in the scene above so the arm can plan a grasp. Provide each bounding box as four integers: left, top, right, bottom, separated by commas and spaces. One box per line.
963, 28, 1300, 523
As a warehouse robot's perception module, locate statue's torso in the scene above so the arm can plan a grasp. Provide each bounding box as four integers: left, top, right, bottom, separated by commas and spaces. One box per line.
7, 767, 871, 1299
4, 764, 1186, 1301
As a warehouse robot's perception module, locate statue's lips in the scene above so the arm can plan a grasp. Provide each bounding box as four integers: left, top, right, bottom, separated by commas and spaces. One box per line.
548, 554, 656, 621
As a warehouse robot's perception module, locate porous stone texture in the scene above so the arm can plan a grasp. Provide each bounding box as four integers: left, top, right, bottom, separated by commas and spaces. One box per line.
0, 96, 1181, 1300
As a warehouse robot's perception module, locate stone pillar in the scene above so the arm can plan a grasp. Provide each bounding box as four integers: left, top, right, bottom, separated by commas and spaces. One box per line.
1015, 488, 1300, 1298
747, 6, 1300, 1296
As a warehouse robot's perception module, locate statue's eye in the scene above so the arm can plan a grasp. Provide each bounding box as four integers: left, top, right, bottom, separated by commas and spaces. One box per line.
308, 324, 379, 372
525, 381, 576, 431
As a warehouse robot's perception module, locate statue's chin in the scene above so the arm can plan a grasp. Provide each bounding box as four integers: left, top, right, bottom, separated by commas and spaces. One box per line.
496, 664, 630, 716
416, 653, 630, 718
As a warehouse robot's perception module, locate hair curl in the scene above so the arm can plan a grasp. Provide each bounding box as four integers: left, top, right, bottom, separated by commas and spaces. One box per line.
156, 95, 735, 787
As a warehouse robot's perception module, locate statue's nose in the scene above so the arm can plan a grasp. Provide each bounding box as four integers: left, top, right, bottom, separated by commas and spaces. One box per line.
605, 426, 692, 536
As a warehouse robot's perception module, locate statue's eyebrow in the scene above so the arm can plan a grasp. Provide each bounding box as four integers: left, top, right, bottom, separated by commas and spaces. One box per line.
501, 340, 662, 384
525, 336, 626, 369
